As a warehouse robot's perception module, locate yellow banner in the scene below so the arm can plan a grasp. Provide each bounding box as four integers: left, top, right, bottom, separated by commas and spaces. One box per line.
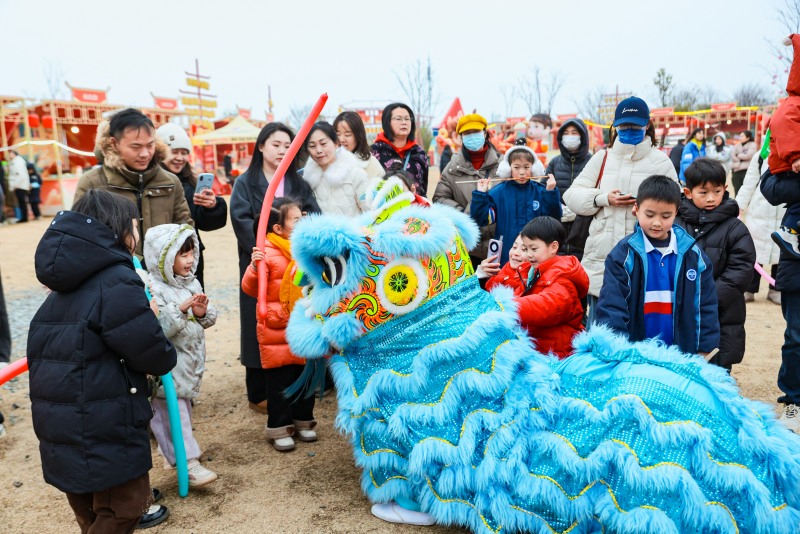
192, 119, 214, 130
182, 97, 216, 108
186, 108, 216, 118
186, 78, 210, 90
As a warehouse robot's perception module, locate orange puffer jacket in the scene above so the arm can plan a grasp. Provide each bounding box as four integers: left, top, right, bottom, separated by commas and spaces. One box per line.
241, 241, 305, 369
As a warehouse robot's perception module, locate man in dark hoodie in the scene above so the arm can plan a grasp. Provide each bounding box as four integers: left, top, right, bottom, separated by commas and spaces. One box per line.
677, 158, 755, 371
546, 118, 592, 259
669, 139, 686, 174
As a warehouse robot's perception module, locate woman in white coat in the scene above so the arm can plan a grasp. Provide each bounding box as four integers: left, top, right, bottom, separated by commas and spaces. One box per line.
737, 144, 784, 304
563, 97, 678, 323
333, 111, 386, 181
303, 121, 371, 217
707, 132, 732, 174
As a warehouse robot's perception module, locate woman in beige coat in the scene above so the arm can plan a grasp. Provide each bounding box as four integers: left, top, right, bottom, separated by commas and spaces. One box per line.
563, 97, 677, 323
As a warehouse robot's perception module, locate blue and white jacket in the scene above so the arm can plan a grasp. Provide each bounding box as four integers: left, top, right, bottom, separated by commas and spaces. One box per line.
471, 180, 561, 264
595, 224, 719, 354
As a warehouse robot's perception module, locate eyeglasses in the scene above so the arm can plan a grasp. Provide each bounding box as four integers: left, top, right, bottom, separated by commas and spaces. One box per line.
616, 125, 646, 131
391, 116, 412, 123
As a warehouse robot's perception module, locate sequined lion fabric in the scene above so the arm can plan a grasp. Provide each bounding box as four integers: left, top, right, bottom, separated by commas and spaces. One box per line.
286, 195, 800, 533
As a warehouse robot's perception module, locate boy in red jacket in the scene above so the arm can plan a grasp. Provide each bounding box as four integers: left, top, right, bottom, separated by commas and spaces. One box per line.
487, 217, 589, 358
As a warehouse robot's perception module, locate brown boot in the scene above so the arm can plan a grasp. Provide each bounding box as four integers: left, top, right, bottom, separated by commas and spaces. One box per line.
744, 292, 755, 303
265, 425, 296, 451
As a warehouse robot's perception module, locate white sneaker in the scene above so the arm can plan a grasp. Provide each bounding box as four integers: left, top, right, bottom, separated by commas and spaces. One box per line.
371, 502, 436, 526
296, 429, 318, 442
0, 424, 5, 438
780, 404, 800, 433
187, 459, 218, 487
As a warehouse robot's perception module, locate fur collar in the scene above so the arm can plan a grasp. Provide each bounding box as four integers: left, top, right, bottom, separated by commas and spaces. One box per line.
303, 148, 359, 189
94, 119, 169, 173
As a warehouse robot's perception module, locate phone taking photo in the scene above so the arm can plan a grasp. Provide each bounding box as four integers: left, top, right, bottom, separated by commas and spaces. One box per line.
487, 237, 503, 260
195, 173, 214, 194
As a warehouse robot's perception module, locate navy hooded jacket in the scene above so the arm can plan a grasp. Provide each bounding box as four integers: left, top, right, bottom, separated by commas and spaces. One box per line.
471, 180, 562, 264
595, 224, 719, 354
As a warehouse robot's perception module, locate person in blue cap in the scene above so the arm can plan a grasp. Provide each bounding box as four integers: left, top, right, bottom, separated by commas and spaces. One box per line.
563, 96, 678, 324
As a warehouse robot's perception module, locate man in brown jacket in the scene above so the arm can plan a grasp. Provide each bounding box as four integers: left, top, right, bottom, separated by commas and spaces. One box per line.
73, 108, 192, 258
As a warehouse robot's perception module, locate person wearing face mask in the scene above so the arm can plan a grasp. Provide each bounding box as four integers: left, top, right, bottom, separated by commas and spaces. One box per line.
563, 96, 678, 324
546, 118, 592, 259
371, 103, 429, 196
679, 128, 707, 184
434, 113, 502, 264
302, 121, 371, 217
156, 123, 227, 289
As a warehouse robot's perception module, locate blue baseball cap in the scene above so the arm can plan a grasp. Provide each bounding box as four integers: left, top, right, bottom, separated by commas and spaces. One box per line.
612, 96, 650, 127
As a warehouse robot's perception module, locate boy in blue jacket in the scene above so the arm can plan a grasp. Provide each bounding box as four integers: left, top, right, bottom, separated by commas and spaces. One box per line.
595, 174, 719, 356
471, 145, 561, 264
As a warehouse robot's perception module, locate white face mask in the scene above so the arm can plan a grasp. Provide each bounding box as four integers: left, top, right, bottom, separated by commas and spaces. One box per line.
561, 135, 581, 151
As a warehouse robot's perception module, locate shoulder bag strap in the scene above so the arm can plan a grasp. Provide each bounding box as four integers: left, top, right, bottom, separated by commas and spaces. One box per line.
595, 150, 609, 188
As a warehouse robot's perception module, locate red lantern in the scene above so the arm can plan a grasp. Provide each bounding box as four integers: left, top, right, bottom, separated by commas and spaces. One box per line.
28, 113, 40, 128
42, 115, 54, 129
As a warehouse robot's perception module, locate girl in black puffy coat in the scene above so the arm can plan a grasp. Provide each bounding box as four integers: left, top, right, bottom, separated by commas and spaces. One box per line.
677, 158, 756, 371
546, 118, 592, 259
27, 190, 177, 532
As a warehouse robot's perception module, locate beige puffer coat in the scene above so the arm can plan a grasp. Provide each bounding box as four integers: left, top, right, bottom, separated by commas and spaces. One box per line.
563, 138, 678, 297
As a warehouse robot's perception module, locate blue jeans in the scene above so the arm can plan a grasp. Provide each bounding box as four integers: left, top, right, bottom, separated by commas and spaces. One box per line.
779, 291, 800, 404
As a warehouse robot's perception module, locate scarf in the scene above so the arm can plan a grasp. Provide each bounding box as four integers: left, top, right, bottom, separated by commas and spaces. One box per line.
692, 138, 704, 150
266, 233, 304, 313
375, 132, 417, 159
467, 145, 489, 170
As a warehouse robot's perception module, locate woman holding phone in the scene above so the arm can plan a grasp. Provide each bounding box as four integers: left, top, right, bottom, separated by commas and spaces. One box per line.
563, 97, 677, 324
157, 123, 228, 288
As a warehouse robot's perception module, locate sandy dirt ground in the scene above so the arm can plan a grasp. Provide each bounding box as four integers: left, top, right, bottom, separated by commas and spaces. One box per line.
0, 202, 788, 534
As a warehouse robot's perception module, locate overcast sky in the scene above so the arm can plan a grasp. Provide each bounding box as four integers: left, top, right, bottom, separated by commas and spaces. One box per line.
0, 0, 792, 124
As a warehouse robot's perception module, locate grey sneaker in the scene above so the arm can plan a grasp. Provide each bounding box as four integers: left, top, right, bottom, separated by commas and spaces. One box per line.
0, 423, 6, 438
768, 289, 781, 305
780, 404, 800, 433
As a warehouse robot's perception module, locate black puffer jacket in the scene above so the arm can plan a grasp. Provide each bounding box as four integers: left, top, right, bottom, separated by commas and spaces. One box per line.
677, 195, 756, 368
174, 165, 228, 288
546, 118, 592, 199
761, 169, 800, 293
27, 210, 176, 494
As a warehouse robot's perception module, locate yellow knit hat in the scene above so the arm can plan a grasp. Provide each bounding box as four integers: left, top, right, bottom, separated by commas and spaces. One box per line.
456, 113, 488, 134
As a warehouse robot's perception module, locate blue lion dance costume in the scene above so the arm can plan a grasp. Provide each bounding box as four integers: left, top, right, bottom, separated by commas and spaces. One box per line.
286, 178, 800, 533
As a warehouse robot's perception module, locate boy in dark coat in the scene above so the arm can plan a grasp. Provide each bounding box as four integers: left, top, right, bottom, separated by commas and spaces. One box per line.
595, 175, 719, 356
27, 191, 177, 531
677, 158, 756, 371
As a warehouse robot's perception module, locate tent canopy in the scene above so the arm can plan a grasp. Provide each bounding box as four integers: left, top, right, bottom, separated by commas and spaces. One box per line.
193, 115, 261, 145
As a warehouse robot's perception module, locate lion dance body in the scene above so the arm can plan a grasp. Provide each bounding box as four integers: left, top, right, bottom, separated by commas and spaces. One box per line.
286, 179, 800, 533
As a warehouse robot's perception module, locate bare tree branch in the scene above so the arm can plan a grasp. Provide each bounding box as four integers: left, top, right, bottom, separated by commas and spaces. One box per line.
500, 86, 516, 117
653, 68, 674, 108
732, 82, 774, 107
574, 86, 607, 123
394, 56, 440, 128
43, 60, 66, 100
287, 104, 313, 130
515, 66, 564, 116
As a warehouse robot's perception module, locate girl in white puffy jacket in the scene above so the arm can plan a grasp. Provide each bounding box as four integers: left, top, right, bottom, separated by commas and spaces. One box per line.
302, 122, 371, 216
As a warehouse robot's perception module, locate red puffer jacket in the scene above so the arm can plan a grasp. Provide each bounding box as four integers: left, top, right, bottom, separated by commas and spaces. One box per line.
514, 255, 589, 359
241, 241, 305, 369
485, 262, 525, 295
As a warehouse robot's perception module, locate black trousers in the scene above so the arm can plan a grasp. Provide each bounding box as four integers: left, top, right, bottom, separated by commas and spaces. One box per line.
748, 264, 779, 293
245, 366, 269, 405
14, 189, 28, 222
265, 364, 315, 429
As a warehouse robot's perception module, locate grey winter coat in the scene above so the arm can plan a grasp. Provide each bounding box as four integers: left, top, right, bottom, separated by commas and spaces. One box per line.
144, 224, 217, 399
